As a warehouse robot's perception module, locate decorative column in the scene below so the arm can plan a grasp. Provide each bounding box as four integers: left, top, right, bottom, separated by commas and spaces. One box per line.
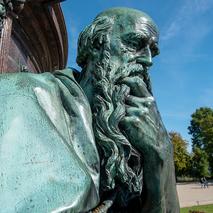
0, 0, 26, 73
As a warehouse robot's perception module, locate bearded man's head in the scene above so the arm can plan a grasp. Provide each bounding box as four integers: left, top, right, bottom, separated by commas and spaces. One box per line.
76, 7, 160, 206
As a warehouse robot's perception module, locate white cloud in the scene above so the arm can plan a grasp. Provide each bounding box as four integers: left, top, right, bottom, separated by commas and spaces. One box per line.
158, 0, 213, 87
193, 0, 213, 12
161, 0, 213, 41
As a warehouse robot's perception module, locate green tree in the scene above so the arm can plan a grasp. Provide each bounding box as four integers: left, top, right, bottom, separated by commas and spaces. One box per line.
191, 147, 210, 177
188, 107, 213, 173
169, 132, 191, 177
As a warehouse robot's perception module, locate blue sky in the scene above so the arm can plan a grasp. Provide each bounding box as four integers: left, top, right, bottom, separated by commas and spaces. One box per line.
61, 0, 213, 151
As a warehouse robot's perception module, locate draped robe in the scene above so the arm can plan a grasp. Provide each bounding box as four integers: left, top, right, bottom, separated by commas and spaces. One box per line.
0, 69, 100, 213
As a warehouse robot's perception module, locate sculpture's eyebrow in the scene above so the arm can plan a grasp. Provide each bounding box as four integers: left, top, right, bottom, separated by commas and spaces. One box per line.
121, 32, 149, 42
121, 32, 160, 56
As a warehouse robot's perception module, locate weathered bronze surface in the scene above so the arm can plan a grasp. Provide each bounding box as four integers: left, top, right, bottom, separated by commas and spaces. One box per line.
0, 70, 100, 212
0, 7, 180, 213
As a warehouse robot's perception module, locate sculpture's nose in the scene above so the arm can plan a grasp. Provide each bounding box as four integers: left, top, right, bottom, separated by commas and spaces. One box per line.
136, 46, 153, 68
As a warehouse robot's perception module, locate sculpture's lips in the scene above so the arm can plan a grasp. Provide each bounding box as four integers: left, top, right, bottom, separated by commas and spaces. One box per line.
127, 63, 150, 79
115, 64, 144, 81
115, 64, 150, 93
119, 64, 152, 96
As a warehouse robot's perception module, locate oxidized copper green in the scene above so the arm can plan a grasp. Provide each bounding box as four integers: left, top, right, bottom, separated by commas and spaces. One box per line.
0, 7, 180, 213
0, 70, 100, 212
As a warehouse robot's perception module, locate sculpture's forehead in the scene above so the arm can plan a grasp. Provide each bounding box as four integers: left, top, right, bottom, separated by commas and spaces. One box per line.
98, 7, 152, 20
120, 16, 155, 30
113, 15, 159, 40
97, 8, 159, 38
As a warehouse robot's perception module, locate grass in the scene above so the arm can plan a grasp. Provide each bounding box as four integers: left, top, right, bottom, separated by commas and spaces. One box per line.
181, 204, 213, 213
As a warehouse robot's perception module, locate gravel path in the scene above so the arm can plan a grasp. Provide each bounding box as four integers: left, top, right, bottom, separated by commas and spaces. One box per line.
177, 182, 213, 207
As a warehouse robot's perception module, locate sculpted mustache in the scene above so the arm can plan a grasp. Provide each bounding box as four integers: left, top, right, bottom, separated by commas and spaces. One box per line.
114, 63, 146, 83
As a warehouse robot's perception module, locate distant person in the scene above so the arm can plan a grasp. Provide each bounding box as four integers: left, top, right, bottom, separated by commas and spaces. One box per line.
203, 177, 208, 188
200, 177, 204, 188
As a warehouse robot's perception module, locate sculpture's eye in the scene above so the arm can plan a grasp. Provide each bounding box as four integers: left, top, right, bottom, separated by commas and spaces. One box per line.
148, 37, 160, 57
122, 33, 147, 52
150, 42, 160, 57
127, 40, 141, 51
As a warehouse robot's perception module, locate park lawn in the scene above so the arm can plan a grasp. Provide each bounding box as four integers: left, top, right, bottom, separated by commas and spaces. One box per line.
181, 204, 213, 213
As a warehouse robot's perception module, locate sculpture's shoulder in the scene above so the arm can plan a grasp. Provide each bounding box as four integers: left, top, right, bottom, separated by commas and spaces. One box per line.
53, 68, 89, 106
0, 68, 85, 102
0, 71, 57, 94
0, 68, 75, 86
0, 69, 100, 212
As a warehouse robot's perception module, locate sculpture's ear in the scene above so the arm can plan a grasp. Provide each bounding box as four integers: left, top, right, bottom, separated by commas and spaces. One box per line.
77, 16, 113, 67
92, 37, 102, 51
91, 34, 109, 58
91, 35, 106, 56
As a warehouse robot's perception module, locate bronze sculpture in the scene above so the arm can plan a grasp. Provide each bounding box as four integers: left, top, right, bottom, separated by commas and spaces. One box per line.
0, 7, 179, 212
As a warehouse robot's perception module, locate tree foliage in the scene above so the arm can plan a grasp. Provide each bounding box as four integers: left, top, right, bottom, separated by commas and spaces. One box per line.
190, 147, 210, 177
169, 132, 191, 177
188, 107, 213, 173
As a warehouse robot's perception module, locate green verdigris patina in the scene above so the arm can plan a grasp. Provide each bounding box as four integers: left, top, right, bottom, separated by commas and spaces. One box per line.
0, 7, 180, 213
0, 70, 100, 212
77, 8, 179, 212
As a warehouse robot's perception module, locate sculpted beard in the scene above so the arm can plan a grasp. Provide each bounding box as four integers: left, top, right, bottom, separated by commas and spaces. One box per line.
91, 47, 145, 205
